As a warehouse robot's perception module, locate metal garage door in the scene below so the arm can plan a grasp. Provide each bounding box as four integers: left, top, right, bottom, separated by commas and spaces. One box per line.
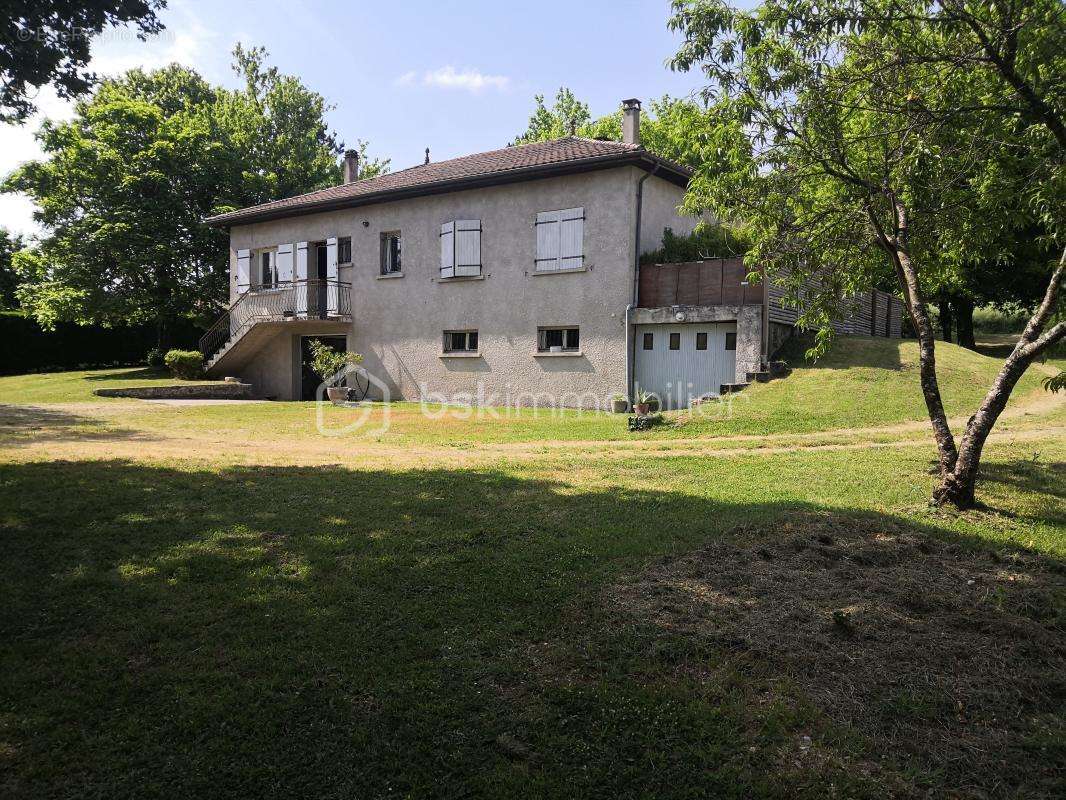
634, 323, 737, 410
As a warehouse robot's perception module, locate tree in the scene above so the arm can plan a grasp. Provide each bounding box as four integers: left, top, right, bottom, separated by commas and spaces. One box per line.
668, 0, 1064, 508
0, 0, 166, 122
0, 228, 23, 309
512, 88, 723, 169
511, 88, 592, 144
5, 47, 385, 347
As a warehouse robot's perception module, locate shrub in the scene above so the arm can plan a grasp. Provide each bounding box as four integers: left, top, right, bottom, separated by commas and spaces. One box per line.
164, 349, 205, 380
145, 347, 165, 367
306, 338, 363, 386
640, 223, 752, 265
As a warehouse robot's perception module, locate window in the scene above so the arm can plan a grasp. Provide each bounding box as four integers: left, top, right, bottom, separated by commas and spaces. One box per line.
338, 236, 352, 265
642, 332, 654, 350
440, 220, 481, 278
443, 330, 478, 353
725, 332, 737, 351
380, 231, 402, 274
669, 332, 681, 350
537, 326, 580, 352
535, 207, 584, 271
256, 249, 278, 287
696, 332, 708, 350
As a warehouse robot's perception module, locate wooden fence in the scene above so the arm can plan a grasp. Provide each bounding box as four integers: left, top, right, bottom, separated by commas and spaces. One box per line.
638, 260, 904, 338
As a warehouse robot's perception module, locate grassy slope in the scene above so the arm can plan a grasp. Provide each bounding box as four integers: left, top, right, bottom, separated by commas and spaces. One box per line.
0, 336, 1063, 798
0, 337, 1052, 446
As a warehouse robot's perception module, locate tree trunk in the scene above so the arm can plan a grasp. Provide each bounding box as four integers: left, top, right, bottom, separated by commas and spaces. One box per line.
938, 299, 954, 342
868, 199, 959, 476
953, 297, 976, 350
933, 247, 1066, 508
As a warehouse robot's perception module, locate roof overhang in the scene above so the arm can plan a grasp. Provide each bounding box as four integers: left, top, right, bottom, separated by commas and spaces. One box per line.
204, 152, 690, 229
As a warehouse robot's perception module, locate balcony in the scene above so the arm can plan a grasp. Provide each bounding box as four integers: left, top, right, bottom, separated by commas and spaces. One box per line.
200, 279, 352, 368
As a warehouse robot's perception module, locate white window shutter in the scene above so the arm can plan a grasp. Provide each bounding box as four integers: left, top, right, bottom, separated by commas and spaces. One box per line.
559, 207, 584, 270
236, 249, 251, 294
455, 219, 481, 277
295, 241, 309, 315
325, 237, 339, 281
276, 243, 294, 283
535, 210, 561, 271
440, 221, 455, 278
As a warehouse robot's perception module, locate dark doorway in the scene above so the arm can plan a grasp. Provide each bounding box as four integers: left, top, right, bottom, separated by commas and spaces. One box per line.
307, 242, 328, 317
300, 335, 347, 400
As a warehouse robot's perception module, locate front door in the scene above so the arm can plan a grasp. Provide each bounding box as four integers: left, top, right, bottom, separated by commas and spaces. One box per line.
300, 335, 347, 400
634, 322, 738, 410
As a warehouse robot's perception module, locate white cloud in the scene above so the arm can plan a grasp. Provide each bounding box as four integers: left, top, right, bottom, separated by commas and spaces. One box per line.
396, 66, 510, 93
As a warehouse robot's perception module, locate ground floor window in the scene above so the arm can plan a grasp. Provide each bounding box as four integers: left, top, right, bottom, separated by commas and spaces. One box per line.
725, 332, 737, 350
642, 332, 654, 350
443, 330, 478, 352
538, 326, 579, 352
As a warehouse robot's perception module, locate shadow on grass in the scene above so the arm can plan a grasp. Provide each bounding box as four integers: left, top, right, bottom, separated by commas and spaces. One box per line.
0, 459, 1061, 799
82, 367, 170, 381
0, 403, 145, 446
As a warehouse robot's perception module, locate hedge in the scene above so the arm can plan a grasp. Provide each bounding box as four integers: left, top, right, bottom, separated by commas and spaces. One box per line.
0, 312, 201, 376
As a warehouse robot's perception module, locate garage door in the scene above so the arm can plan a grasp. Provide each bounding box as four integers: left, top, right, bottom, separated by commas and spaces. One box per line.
634, 323, 737, 410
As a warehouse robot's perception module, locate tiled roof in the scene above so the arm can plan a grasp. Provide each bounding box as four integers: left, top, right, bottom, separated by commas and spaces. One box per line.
205, 137, 690, 227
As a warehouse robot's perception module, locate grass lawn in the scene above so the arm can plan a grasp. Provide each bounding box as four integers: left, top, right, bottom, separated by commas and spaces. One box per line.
1, 337, 1063, 799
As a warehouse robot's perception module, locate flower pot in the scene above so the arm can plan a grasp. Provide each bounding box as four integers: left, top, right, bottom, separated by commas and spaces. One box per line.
634, 402, 651, 416
326, 386, 348, 405
549, 345, 563, 353
611, 398, 629, 414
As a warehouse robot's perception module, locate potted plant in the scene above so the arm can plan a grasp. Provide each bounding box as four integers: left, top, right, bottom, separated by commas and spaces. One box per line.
633, 390, 655, 416
306, 339, 364, 404
610, 393, 629, 414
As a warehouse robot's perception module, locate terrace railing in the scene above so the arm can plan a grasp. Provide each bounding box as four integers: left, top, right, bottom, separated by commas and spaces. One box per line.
199, 279, 352, 365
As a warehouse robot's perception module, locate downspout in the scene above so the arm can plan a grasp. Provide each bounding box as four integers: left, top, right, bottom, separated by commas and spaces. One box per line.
628, 162, 659, 400
761, 265, 770, 368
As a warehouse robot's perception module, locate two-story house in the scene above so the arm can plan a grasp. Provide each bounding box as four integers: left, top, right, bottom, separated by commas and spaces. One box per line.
202, 99, 902, 409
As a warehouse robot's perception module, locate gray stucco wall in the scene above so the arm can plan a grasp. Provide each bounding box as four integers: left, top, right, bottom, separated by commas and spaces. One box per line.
225, 165, 698, 406
638, 174, 699, 254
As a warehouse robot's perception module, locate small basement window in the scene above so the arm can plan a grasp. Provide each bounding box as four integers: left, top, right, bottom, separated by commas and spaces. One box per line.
537, 326, 580, 352
642, 332, 653, 350
696, 332, 708, 350
725, 332, 737, 351
669, 332, 681, 350
338, 236, 352, 265
380, 231, 401, 274
443, 330, 478, 353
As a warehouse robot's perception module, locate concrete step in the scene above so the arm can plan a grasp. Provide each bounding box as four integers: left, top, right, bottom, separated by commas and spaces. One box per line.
746, 370, 771, 383
720, 382, 751, 394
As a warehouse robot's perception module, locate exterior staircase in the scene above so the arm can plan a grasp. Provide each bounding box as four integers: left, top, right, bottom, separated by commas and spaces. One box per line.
200, 279, 352, 375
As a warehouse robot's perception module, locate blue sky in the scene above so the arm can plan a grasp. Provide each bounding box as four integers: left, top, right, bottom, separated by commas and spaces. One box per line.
1, 0, 720, 237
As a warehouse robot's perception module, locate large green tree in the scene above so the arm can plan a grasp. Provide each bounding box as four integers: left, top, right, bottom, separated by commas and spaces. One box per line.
1, 0, 166, 122
512, 87, 721, 169
5, 46, 384, 347
0, 228, 22, 308
668, 0, 1064, 508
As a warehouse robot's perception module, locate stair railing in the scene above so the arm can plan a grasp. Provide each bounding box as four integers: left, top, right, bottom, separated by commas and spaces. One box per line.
199, 280, 352, 364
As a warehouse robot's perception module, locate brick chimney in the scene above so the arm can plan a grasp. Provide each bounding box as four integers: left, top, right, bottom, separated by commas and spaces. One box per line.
342, 149, 360, 183
622, 98, 641, 146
